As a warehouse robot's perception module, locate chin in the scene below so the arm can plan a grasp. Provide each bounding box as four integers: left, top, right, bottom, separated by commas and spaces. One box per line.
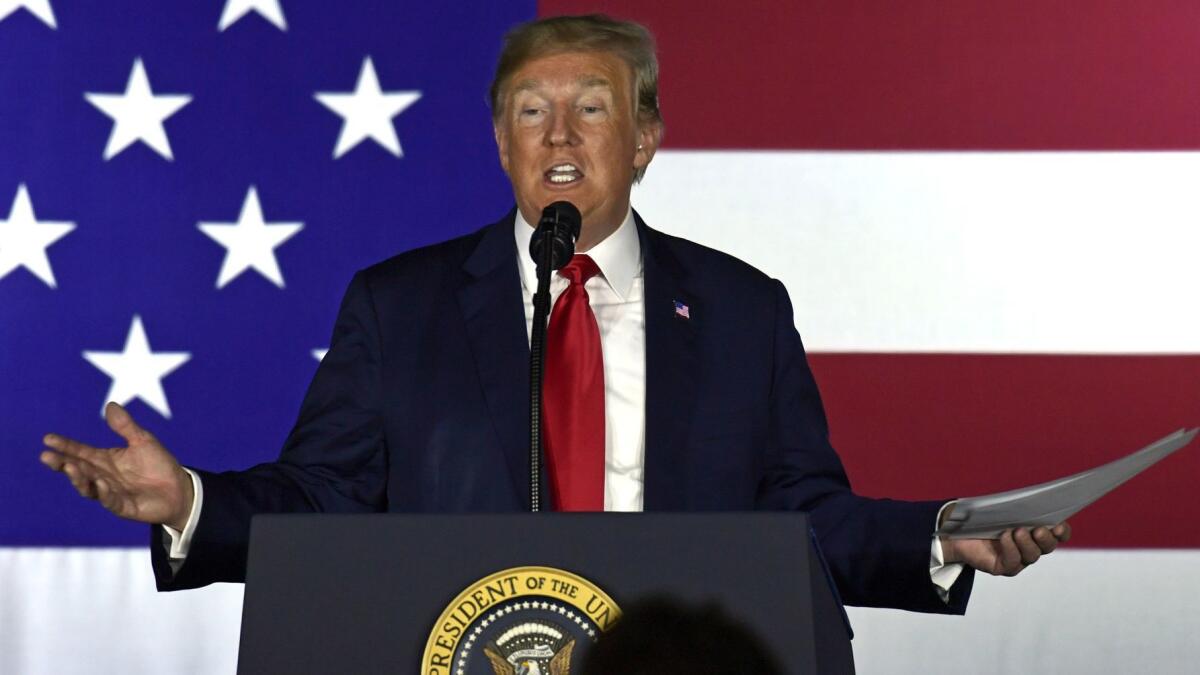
540, 194, 591, 215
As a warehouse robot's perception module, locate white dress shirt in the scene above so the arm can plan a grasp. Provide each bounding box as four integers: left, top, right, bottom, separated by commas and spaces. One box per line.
166, 208, 963, 600
514, 208, 646, 511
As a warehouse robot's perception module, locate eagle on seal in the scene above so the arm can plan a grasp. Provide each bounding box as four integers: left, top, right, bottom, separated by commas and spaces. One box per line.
483, 639, 574, 675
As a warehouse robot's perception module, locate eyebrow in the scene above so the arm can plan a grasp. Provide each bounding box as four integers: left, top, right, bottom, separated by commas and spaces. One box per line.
577, 76, 612, 89
510, 75, 614, 95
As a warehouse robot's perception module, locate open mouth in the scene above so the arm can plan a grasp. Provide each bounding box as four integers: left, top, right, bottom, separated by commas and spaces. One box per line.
544, 163, 583, 185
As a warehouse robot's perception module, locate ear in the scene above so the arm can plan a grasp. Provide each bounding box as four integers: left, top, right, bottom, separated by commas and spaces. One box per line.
633, 119, 663, 171
494, 121, 510, 174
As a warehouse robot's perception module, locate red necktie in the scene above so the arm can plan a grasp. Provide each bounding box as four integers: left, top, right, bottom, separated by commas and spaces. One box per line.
543, 254, 605, 511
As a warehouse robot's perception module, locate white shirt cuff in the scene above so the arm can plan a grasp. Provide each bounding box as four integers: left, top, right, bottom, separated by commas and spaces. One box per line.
930, 501, 965, 602
161, 468, 203, 561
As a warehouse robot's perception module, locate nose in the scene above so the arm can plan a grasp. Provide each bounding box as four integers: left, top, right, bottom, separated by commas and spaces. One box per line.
544, 106, 580, 147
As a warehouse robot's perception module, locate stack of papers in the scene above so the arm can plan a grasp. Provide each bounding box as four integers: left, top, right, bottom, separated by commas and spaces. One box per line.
937, 428, 1198, 539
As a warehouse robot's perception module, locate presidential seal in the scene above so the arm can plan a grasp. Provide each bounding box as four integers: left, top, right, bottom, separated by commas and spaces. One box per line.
422, 566, 621, 675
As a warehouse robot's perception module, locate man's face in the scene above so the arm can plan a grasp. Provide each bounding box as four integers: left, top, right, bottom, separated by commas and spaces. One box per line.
494, 50, 659, 249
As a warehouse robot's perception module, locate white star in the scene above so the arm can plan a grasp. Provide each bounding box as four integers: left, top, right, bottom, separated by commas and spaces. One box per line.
218, 0, 286, 31
315, 57, 421, 159
84, 58, 192, 161
312, 348, 328, 362
83, 316, 191, 419
198, 186, 303, 289
0, 0, 56, 28
0, 184, 75, 288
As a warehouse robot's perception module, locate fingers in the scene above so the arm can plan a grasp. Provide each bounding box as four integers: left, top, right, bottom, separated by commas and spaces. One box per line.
61, 459, 100, 499
41, 434, 109, 492
39, 449, 66, 471
971, 524, 1073, 578
1027, 521, 1072, 560
40, 442, 110, 500
996, 524, 1071, 577
1031, 526, 1063, 555
105, 402, 149, 444
996, 529, 1025, 576
42, 450, 131, 515
42, 433, 102, 461
1013, 527, 1043, 565
95, 478, 121, 512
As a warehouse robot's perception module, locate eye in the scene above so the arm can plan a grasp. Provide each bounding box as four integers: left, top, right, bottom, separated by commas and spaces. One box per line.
516, 107, 546, 126
580, 105, 604, 115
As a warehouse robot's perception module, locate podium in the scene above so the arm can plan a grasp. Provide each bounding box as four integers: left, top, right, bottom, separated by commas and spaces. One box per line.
237, 513, 855, 674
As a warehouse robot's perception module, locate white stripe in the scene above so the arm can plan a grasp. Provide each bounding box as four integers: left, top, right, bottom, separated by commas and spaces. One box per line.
635, 151, 1200, 353
0, 548, 241, 675
848, 549, 1200, 674
2, 548, 1197, 673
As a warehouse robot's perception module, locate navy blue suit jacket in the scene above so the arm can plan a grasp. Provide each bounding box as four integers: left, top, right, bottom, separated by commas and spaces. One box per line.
152, 211, 973, 613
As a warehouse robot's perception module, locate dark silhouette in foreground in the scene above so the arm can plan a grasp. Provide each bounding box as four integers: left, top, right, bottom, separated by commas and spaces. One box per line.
580, 596, 782, 675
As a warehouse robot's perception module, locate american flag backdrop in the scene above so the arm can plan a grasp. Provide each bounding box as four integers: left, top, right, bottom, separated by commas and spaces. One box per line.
2, 1, 1199, 673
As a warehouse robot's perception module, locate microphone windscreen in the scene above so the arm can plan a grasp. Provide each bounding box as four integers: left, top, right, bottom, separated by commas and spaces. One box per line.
539, 201, 581, 241
531, 201, 581, 271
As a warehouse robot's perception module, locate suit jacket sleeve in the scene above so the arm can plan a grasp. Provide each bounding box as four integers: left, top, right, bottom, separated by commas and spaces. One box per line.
755, 279, 974, 613
151, 271, 389, 590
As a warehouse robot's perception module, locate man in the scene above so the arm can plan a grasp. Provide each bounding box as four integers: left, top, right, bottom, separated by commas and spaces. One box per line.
40, 15, 1068, 611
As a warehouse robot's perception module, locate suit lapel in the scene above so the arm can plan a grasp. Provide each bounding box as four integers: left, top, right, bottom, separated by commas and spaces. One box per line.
638, 216, 700, 511
456, 213, 531, 505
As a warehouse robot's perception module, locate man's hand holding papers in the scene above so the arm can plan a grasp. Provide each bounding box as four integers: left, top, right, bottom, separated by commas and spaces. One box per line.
940, 506, 1072, 576
936, 428, 1197, 576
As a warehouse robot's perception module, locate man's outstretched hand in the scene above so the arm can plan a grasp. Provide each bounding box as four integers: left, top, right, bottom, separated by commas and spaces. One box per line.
40, 402, 193, 530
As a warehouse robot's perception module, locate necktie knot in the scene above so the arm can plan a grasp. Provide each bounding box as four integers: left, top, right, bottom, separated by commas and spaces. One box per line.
559, 254, 601, 286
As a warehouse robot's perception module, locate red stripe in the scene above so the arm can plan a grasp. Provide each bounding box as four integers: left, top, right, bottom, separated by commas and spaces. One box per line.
539, 1, 1200, 150
808, 353, 1200, 549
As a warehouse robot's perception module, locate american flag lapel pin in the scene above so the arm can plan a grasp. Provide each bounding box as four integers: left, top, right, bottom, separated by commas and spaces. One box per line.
673, 299, 691, 320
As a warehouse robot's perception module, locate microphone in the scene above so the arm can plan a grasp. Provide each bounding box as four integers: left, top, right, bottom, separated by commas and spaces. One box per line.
527, 201, 581, 512
530, 201, 582, 272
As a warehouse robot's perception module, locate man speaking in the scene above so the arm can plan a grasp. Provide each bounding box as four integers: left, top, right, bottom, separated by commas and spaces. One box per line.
39, 14, 1068, 612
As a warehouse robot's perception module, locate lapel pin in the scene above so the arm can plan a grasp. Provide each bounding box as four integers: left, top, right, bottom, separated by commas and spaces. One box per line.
673, 300, 691, 320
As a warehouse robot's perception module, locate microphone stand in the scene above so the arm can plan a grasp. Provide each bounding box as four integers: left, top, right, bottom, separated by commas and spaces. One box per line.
528, 229, 554, 512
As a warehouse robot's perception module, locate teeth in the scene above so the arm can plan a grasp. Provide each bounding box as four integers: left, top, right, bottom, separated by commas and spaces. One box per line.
549, 174, 578, 183
549, 164, 578, 173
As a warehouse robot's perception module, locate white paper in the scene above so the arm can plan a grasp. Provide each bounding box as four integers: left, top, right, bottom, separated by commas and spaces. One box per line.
937, 428, 1198, 539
